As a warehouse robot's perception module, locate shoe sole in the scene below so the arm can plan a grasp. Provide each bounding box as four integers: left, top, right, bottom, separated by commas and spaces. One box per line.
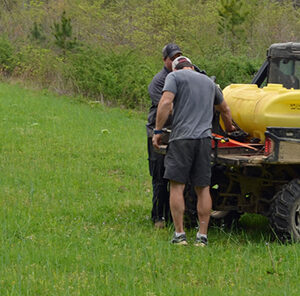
172, 241, 188, 245
194, 242, 207, 247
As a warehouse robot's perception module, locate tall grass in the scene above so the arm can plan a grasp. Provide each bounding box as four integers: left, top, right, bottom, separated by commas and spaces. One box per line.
0, 83, 299, 295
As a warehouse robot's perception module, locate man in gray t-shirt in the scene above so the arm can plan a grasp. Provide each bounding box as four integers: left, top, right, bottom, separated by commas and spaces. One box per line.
153, 56, 235, 246
163, 65, 224, 142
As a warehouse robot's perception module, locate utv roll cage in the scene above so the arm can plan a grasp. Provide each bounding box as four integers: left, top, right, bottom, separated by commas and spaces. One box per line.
252, 42, 300, 89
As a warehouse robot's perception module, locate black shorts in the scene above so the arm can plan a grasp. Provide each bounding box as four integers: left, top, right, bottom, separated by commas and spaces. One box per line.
164, 138, 212, 187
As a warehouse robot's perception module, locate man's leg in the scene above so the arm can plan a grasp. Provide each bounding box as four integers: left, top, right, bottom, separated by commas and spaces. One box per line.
152, 177, 169, 224
148, 137, 170, 226
170, 181, 186, 233
194, 185, 212, 235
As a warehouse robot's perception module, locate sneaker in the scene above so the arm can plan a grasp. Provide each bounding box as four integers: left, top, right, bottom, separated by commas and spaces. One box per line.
194, 236, 208, 247
171, 233, 188, 245
154, 220, 166, 229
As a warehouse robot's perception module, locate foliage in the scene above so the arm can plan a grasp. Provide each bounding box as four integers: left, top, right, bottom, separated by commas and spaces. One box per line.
52, 11, 77, 55
14, 45, 59, 88
64, 46, 155, 109
217, 0, 249, 53
195, 50, 262, 88
0, 0, 18, 12
30, 22, 46, 43
0, 35, 15, 75
0, 0, 300, 108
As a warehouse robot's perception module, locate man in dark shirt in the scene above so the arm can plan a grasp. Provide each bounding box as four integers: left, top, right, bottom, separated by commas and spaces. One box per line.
153, 56, 235, 245
147, 43, 182, 228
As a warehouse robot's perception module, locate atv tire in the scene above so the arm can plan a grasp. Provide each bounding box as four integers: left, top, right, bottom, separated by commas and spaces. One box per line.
269, 179, 300, 242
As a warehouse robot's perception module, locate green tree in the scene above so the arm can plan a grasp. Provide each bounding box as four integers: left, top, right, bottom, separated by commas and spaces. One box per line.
218, 0, 249, 53
52, 10, 77, 55
30, 22, 46, 43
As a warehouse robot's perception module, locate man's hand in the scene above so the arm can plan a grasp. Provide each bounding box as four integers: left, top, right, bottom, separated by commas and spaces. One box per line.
226, 124, 236, 133
215, 100, 235, 133
152, 134, 162, 149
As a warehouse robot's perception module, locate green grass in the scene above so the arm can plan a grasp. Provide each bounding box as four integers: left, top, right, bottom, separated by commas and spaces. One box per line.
0, 82, 299, 295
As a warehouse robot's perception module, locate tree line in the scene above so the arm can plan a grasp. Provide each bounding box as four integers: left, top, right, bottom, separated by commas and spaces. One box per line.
0, 0, 299, 109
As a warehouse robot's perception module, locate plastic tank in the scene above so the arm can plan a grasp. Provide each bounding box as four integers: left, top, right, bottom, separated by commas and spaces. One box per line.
222, 83, 300, 142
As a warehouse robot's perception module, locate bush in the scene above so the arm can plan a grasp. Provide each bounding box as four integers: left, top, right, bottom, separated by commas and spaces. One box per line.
14, 45, 59, 88
194, 51, 263, 89
0, 38, 263, 109
0, 36, 15, 75
64, 46, 157, 109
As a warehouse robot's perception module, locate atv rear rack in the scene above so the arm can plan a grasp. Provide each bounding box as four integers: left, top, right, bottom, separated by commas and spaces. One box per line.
214, 127, 300, 165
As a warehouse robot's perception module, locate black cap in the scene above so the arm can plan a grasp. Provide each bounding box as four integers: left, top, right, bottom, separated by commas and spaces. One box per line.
162, 43, 182, 59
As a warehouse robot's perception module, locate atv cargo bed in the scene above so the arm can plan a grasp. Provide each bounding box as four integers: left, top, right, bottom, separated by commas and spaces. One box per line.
214, 127, 300, 165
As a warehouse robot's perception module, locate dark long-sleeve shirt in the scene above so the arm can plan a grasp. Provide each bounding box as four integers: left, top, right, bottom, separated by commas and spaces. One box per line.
146, 66, 172, 137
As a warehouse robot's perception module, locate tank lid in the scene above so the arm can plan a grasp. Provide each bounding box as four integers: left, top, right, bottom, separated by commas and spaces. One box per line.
267, 42, 300, 58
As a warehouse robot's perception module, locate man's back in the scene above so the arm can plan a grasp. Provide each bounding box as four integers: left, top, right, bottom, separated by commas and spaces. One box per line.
163, 69, 223, 141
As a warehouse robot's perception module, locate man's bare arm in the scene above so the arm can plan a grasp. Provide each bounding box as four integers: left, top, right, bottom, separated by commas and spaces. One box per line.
152, 91, 175, 149
155, 91, 175, 130
215, 100, 235, 132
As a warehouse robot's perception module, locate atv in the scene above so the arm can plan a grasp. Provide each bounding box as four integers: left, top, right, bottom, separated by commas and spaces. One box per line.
211, 42, 300, 242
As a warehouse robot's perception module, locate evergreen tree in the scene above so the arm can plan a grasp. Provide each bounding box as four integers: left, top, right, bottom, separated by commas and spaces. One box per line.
218, 0, 249, 53
30, 22, 46, 43
52, 11, 77, 56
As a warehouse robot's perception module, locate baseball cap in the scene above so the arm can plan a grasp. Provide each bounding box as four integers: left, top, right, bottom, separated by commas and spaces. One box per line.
172, 56, 193, 71
162, 43, 182, 60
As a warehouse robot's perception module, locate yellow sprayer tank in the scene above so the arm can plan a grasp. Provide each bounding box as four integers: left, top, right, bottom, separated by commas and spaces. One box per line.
222, 83, 300, 142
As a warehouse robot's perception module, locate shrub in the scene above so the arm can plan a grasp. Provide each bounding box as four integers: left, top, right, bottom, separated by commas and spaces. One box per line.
194, 51, 262, 89
0, 36, 15, 75
14, 45, 59, 87
64, 46, 156, 109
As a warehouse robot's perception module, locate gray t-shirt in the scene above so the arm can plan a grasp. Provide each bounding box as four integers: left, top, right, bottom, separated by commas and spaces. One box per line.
163, 69, 223, 142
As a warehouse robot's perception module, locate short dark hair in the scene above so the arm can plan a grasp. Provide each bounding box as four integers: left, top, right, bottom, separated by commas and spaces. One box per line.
175, 61, 193, 70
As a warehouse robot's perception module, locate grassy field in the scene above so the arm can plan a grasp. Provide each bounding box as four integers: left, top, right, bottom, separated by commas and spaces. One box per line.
0, 82, 299, 296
